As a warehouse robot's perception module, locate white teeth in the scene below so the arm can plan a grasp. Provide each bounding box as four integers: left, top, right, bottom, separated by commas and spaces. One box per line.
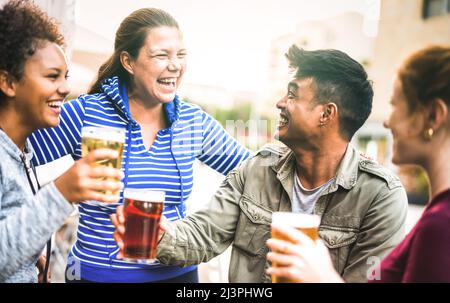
279, 115, 288, 125
158, 78, 176, 85
47, 101, 62, 108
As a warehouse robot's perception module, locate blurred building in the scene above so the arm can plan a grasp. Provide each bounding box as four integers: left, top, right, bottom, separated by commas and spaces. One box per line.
69, 25, 112, 96
358, 0, 450, 164
370, 0, 450, 123
265, 11, 376, 118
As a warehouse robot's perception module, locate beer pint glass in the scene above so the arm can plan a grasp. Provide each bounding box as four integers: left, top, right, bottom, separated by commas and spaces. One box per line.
81, 126, 125, 195
271, 212, 321, 283
123, 189, 165, 263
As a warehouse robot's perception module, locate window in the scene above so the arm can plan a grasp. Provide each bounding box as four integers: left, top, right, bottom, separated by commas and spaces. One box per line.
423, 0, 450, 19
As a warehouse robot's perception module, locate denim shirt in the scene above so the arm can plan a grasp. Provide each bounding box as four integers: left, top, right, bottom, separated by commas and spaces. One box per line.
0, 130, 73, 282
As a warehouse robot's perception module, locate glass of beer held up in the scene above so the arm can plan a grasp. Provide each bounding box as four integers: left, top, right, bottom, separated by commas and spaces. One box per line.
81, 126, 126, 195
122, 189, 165, 263
271, 212, 321, 283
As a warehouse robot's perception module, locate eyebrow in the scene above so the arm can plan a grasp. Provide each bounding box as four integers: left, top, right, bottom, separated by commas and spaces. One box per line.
148, 48, 187, 54
288, 81, 299, 91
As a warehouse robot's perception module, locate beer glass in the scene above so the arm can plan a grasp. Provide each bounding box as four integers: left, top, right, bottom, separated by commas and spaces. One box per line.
81, 126, 125, 195
122, 189, 165, 263
271, 212, 321, 283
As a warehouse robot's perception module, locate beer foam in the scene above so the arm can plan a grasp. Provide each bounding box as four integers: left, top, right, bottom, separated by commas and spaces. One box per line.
123, 189, 165, 203
82, 126, 126, 142
272, 212, 320, 228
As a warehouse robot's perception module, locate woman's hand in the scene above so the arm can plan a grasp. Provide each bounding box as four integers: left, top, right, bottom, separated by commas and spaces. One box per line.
110, 206, 170, 259
266, 224, 343, 283
54, 149, 124, 204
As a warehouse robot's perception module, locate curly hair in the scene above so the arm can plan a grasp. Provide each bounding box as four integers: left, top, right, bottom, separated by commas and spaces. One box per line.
0, 0, 64, 102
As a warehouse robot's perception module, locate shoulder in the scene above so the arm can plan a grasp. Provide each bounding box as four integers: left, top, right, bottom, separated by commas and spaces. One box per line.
418, 201, 450, 235
358, 156, 403, 190
177, 99, 203, 115
255, 143, 290, 158
242, 143, 290, 168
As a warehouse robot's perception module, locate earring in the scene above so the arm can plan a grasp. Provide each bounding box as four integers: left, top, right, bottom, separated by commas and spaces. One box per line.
424, 128, 434, 141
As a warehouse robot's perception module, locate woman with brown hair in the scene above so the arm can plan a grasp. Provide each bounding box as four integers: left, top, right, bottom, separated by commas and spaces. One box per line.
266, 45, 450, 283
29, 7, 250, 282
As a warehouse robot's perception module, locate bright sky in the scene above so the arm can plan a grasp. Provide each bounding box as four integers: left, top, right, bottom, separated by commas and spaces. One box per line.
76, 0, 380, 92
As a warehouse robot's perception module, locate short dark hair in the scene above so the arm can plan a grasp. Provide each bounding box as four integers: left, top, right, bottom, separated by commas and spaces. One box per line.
285, 45, 373, 140
89, 8, 179, 94
0, 0, 64, 103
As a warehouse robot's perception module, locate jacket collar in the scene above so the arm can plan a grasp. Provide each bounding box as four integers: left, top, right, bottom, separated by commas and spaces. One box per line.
271, 144, 359, 197
101, 76, 181, 127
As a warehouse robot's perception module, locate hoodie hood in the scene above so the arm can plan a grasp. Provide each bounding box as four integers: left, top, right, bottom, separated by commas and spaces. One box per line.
100, 76, 181, 127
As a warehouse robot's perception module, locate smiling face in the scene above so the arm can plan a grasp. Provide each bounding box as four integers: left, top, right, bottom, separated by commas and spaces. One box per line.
383, 78, 426, 165
275, 77, 324, 147
128, 26, 186, 104
12, 41, 70, 130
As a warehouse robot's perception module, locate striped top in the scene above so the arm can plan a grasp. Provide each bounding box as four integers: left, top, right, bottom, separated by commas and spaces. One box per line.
28, 77, 250, 282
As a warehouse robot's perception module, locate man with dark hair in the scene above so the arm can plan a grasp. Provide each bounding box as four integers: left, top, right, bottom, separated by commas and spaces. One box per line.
112, 46, 408, 283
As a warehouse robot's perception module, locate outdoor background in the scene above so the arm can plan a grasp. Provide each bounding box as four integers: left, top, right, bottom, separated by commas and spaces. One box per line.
2, 0, 449, 282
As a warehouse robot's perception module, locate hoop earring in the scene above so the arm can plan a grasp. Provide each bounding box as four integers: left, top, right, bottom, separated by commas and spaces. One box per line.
424, 128, 434, 141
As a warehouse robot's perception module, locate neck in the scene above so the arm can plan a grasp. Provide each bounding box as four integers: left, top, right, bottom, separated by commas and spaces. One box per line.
422, 139, 450, 199
0, 107, 30, 151
291, 138, 348, 189
129, 95, 167, 128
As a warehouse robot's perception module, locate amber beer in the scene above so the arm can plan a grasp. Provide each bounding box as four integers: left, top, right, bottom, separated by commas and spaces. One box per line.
81, 126, 125, 195
123, 189, 165, 263
271, 212, 321, 283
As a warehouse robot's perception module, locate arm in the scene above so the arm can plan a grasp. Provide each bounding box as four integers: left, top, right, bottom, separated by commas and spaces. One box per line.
342, 185, 408, 282
0, 182, 73, 280
157, 164, 246, 267
197, 111, 251, 175
29, 97, 86, 166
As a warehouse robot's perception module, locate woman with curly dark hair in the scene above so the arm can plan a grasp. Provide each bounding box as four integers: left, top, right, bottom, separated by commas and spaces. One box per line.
0, 0, 123, 283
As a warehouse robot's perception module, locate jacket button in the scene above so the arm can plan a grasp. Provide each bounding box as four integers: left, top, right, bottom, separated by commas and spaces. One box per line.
330, 240, 335, 245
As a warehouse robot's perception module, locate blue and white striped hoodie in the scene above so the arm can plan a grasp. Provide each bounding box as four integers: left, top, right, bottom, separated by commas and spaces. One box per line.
29, 77, 250, 282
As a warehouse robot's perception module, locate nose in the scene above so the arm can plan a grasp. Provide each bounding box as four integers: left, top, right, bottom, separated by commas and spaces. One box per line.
168, 56, 182, 72
383, 118, 389, 129
276, 95, 287, 110
58, 78, 71, 98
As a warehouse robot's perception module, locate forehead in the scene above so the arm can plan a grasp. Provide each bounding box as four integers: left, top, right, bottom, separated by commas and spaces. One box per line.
25, 41, 68, 71
144, 26, 184, 51
288, 77, 315, 91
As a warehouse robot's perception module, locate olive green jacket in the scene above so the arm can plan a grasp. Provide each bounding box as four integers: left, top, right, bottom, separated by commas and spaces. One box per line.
157, 144, 408, 282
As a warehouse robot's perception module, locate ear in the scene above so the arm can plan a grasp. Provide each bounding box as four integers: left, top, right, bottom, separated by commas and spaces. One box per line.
320, 102, 338, 124
0, 70, 17, 98
427, 98, 448, 131
120, 51, 134, 75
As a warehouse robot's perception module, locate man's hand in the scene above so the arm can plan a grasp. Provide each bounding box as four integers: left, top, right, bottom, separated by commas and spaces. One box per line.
110, 206, 170, 259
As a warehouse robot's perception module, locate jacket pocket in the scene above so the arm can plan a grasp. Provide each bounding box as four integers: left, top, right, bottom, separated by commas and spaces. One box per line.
319, 227, 358, 273
233, 196, 272, 257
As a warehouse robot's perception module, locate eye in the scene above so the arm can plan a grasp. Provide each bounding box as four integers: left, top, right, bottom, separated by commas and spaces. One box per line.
177, 52, 187, 59
287, 90, 296, 99
47, 74, 59, 79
